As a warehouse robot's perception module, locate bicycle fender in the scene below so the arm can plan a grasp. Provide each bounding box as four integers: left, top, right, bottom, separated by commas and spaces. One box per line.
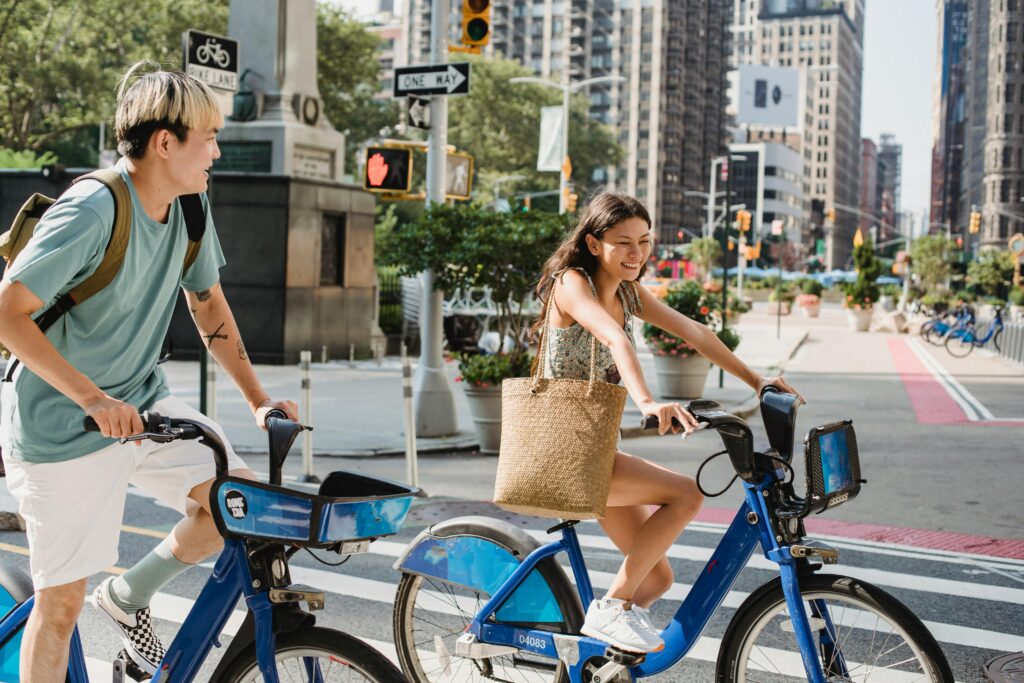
395, 516, 584, 632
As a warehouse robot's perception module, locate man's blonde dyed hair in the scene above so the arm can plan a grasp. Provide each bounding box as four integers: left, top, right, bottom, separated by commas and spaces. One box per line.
115, 60, 223, 159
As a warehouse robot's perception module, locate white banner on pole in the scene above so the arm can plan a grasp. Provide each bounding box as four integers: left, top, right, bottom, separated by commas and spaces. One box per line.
537, 106, 563, 172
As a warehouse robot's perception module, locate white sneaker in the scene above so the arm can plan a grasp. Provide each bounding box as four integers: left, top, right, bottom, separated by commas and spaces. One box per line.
580, 598, 664, 653
632, 605, 660, 636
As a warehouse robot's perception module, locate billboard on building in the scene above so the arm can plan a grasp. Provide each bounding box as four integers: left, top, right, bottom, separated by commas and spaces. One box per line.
735, 65, 800, 128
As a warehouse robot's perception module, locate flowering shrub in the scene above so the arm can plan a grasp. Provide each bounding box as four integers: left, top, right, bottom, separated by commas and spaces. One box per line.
642, 279, 740, 356
454, 351, 533, 389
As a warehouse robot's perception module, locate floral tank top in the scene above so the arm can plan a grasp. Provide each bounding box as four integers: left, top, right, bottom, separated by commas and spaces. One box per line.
542, 268, 643, 385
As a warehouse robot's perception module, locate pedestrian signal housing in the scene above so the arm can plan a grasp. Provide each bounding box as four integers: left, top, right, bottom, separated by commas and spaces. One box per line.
969, 211, 981, 234
736, 210, 752, 232
461, 0, 491, 47
364, 147, 413, 193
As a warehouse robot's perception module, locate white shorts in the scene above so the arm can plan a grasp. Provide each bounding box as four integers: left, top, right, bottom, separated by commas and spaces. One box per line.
3, 395, 248, 589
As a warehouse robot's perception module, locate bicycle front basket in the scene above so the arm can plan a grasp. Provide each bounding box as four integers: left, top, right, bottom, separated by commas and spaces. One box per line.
803, 420, 862, 514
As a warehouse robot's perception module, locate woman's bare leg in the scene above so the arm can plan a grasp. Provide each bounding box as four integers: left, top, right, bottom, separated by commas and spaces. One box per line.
600, 451, 702, 605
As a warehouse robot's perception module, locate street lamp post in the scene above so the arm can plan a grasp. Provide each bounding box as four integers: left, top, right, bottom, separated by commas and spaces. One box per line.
510, 75, 626, 213
684, 190, 726, 239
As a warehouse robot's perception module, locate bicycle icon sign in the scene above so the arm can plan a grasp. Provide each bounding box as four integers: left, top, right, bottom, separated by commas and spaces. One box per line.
182, 29, 239, 94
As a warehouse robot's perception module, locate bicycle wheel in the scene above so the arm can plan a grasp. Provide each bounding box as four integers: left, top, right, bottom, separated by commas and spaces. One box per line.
393, 573, 569, 683
716, 574, 953, 683
990, 327, 1002, 353
944, 332, 975, 357
921, 322, 945, 345
215, 626, 405, 683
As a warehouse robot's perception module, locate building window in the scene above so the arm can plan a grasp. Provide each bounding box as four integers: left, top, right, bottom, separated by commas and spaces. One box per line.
320, 214, 346, 286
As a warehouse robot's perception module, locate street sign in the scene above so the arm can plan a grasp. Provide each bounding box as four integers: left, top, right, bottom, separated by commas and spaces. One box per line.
771, 219, 784, 236
364, 147, 413, 193
446, 152, 473, 200
393, 63, 470, 98
182, 29, 239, 117
407, 96, 431, 130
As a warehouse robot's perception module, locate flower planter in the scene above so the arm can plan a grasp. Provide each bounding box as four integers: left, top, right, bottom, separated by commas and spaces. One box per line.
766, 301, 792, 316
462, 384, 503, 454
846, 307, 873, 332
879, 295, 895, 312
653, 354, 711, 399
796, 294, 821, 318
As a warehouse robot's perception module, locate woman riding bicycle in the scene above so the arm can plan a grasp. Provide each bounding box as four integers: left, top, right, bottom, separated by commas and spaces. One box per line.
532, 191, 801, 653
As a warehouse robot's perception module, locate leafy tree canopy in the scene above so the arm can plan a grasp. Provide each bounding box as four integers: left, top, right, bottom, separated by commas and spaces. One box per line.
911, 235, 956, 293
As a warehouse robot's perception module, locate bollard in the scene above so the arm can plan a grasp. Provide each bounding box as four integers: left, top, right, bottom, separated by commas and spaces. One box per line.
349, 343, 356, 366
299, 351, 320, 483
206, 359, 217, 422
401, 343, 419, 488
321, 345, 328, 364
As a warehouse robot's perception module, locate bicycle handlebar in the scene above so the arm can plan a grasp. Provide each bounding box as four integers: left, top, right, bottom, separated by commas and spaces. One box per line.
84, 412, 230, 476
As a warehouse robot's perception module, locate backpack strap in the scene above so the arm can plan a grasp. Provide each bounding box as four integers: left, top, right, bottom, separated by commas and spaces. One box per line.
66, 169, 133, 304
179, 193, 205, 276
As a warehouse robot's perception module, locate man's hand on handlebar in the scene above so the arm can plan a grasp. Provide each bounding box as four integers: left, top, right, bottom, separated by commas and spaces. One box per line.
639, 400, 701, 436
82, 396, 145, 445
757, 376, 805, 404
254, 398, 299, 430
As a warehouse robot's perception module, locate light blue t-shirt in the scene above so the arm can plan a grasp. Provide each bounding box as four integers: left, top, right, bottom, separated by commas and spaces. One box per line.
0, 161, 225, 463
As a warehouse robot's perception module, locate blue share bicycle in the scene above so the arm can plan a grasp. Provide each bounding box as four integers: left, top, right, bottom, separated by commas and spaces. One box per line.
944, 306, 1004, 357
391, 389, 953, 682
0, 410, 418, 682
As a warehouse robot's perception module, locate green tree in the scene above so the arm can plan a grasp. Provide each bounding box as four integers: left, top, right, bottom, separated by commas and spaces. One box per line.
844, 239, 881, 307
0, 0, 227, 164
316, 5, 399, 173
687, 237, 722, 282
911, 235, 955, 293
966, 249, 1015, 297
446, 55, 624, 205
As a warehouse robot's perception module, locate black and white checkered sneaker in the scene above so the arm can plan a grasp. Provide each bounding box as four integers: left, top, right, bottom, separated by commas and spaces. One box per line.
93, 577, 166, 675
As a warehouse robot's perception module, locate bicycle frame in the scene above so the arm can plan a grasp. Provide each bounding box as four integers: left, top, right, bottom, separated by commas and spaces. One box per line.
464, 474, 836, 683
0, 538, 289, 683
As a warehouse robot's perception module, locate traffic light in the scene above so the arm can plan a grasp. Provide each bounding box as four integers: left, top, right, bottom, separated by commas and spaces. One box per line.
363, 147, 412, 193
522, 196, 531, 212
825, 207, 836, 223
736, 210, 751, 232
956, 236, 963, 249
461, 0, 491, 47
969, 211, 981, 234
566, 193, 578, 212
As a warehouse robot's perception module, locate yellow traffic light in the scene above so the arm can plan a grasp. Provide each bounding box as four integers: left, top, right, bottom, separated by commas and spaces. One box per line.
567, 193, 578, 212
969, 211, 981, 234
461, 0, 491, 47
825, 208, 836, 223
522, 195, 531, 212
737, 210, 751, 232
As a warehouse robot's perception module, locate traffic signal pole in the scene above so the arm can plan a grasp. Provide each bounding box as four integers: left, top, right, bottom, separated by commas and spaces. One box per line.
414, 0, 458, 437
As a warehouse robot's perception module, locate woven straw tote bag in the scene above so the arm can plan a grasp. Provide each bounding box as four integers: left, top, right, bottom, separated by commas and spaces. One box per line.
494, 296, 627, 519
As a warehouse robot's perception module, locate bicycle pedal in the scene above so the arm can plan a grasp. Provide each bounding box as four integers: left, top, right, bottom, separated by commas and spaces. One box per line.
603, 647, 647, 667
114, 649, 152, 682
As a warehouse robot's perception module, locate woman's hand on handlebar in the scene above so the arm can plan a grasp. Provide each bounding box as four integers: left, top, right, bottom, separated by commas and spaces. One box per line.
757, 375, 805, 404
253, 398, 299, 430
639, 400, 700, 436
82, 396, 145, 444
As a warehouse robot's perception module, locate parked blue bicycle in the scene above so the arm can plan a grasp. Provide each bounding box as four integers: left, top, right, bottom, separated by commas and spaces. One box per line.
391, 389, 952, 682
944, 306, 1004, 357
921, 305, 973, 346
0, 410, 417, 682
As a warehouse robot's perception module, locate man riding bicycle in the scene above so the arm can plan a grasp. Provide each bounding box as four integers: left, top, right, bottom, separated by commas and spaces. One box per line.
0, 62, 298, 681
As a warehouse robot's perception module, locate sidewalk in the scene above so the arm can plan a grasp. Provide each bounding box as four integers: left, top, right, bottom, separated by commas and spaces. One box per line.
158, 307, 811, 457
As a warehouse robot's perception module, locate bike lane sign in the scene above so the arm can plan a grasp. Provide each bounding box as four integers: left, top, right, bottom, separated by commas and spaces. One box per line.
182, 29, 239, 116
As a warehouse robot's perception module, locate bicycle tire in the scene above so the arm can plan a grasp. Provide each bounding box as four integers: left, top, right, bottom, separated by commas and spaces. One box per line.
715, 573, 953, 683
944, 332, 974, 357
991, 327, 1002, 353
393, 572, 570, 683
921, 323, 945, 345
214, 626, 405, 683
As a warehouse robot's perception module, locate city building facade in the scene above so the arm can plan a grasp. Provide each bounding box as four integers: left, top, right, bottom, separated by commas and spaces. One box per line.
732, 0, 866, 270
859, 137, 879, 239
877, 132, 902, 243
400, 0, 733, 243
929, 0, 969, 235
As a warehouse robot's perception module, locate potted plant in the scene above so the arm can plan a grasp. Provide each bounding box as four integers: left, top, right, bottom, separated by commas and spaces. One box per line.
767, 285, 795, 315
642, 279, 740, 399
795, 278, 823, 318
379, 203, 570, 452
843, 239, 881, 331
878, 283, 902, 312
1007, 286, 1024, 319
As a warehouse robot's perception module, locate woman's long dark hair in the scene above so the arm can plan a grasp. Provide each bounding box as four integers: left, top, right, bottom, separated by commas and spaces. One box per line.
529, 192, 652, 347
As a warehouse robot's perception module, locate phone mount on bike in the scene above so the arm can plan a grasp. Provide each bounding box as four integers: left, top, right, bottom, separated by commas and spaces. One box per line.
264, 408, 311, 486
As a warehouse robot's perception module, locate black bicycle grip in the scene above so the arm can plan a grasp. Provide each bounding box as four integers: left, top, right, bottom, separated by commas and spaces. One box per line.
641, 415, 683, 430
83, 416, 99, 432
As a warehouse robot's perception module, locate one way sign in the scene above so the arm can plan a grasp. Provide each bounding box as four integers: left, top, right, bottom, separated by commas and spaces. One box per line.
393, 63, 470, 98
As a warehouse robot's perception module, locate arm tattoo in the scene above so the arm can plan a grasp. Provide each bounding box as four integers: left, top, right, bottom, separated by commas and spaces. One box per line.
204, 322, 228, 348
237, 339, 248, 360
196, 289, 213, 302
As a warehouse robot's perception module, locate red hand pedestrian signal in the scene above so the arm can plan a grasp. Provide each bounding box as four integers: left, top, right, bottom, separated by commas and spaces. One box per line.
367, 153, 389, 187
363, 147, 413, 193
